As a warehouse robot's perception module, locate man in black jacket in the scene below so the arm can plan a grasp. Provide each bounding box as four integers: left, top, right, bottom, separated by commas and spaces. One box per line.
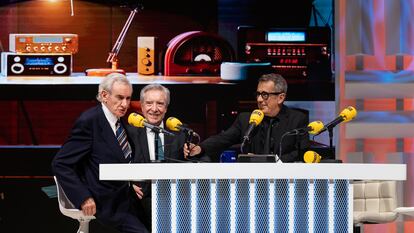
184, 73, 310, 162
52, 73, 148, 233
131, 84, 186, 231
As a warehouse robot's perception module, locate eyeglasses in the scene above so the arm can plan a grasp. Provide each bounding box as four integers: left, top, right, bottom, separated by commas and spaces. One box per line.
255, 91, 283, 100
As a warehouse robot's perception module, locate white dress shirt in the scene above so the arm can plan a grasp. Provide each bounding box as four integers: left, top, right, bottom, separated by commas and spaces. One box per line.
101, 103, 118, 136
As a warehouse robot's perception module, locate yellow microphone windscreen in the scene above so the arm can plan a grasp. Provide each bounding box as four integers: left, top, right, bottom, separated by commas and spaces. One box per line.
308, 121, 324, 135
166, 117, 182, 132
304, 150, 321, 163
128, 113, 145, 128
340, 106, 357, 122
249, 109, 264, 126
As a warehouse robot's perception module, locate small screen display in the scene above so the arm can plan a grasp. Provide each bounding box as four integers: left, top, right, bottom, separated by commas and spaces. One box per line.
24, 57, 54, 66
33, 36, 63, 43
267, 31, 306, 42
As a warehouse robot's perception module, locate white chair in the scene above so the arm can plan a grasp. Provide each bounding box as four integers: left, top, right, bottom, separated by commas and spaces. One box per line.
54, 176, 95, 233
353, 180, 398, 224
353, 180, 414, 232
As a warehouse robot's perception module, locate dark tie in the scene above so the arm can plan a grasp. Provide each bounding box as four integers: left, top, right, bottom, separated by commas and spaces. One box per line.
154, 131, 164, 161
116, 120, 132, 160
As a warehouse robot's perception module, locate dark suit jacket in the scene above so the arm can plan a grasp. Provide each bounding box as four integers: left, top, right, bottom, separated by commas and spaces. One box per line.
200, 105, 310, 162
52, 105, 141, 226
131, 126, 186, 197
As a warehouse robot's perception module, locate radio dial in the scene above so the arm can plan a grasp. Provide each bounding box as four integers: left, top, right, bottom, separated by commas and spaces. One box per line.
48, 46, 53, 51
40, 46, 46, 51
54, 46, 60, 51
33, 46, 39, 51
26, 46, 32, 52
62, 46, 67, 52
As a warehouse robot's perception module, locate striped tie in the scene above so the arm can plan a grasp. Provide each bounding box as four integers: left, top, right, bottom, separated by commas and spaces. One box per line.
116, 120, 132, 160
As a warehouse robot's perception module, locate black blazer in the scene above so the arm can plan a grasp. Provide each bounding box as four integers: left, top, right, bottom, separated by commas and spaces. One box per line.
52, 105, 140, 226
132, 126, 186, 163
200, 105, 310, 162
131, 126, 186, 197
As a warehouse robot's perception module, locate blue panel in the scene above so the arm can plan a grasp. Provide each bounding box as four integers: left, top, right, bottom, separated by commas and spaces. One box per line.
176, 180, 192, 233
293, 179, 309, 233
235, 179, 250, 233
314, 180, 329, 233
274, 179, 290, 233
334, 180, 349, 233
255, 179, 270, 233
196, 179, 211, 233
155, 180, 172, 233
216, 179, 231, 233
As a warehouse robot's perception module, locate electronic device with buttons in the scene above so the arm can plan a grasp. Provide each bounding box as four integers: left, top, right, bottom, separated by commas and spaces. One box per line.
137, 36, 157, 75
237, 26, 332, 81
1, 52, 72, 76
9, 33, 78, 54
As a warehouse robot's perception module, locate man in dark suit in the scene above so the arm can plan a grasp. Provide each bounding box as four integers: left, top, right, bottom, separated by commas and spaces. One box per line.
52, 73, 148, 233
184, 73, 310, 162
131, 84, 186, 231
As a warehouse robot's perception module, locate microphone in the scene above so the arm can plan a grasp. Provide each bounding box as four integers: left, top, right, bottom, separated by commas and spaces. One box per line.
241, 109, 264, 154
316, 106, 357, 135
288, 121, 324, 135
304, 150, 321, 163
166, 117, 201, 149
128, 113, 174, 136
243, 109, 265, 142
166, 117, 194, 133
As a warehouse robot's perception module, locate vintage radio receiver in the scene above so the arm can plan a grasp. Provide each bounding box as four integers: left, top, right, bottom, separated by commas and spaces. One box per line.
1, 52, 72, 76
9, 33, 78, 54
238, 26, 332, 80
164, 31, 235, 76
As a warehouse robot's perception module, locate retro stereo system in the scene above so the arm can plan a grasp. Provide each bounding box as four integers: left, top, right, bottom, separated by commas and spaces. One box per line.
9, 33, 78, 54
164, 31, 235, 76
237, 26, 332, 80
1, 33, 77, 76
1, 52, 72, 76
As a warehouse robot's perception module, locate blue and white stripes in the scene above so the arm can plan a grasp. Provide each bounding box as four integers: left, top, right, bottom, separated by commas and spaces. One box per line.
153, 179, 350, 233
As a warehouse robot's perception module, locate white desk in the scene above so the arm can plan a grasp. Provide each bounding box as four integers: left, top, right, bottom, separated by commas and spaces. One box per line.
100, 163, 406, 233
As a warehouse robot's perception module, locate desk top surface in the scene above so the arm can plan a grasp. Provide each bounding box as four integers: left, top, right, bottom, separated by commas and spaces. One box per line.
0, 73, 228, 85
99, 163, 406, 181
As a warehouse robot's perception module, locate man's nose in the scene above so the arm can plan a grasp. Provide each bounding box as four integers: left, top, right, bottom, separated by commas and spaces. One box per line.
121, 99, 129, 107
150, 103, 157, 111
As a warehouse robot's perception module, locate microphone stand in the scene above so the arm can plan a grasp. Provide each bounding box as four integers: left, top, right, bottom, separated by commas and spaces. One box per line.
328, 127, 335, 159
185, 130, 194, 154
240, 137, 248, 154
296, 133, 301, 161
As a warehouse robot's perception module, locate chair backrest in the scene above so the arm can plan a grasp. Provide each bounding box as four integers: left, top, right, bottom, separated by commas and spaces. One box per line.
54, 176, 95, 221
353, 180, 398, 224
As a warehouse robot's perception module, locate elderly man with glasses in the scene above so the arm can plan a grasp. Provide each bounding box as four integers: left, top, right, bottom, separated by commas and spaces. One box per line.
184, 73, 310, 162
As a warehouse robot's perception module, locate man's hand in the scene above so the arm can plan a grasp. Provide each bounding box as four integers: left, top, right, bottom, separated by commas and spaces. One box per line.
132, 184, 144, 199
81, 197, 96, 216
183, 143, 201, 158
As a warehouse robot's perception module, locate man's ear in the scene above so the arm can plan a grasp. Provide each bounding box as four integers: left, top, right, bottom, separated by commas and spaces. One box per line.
101, 90, 109, 103
278, 93, 286, 104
